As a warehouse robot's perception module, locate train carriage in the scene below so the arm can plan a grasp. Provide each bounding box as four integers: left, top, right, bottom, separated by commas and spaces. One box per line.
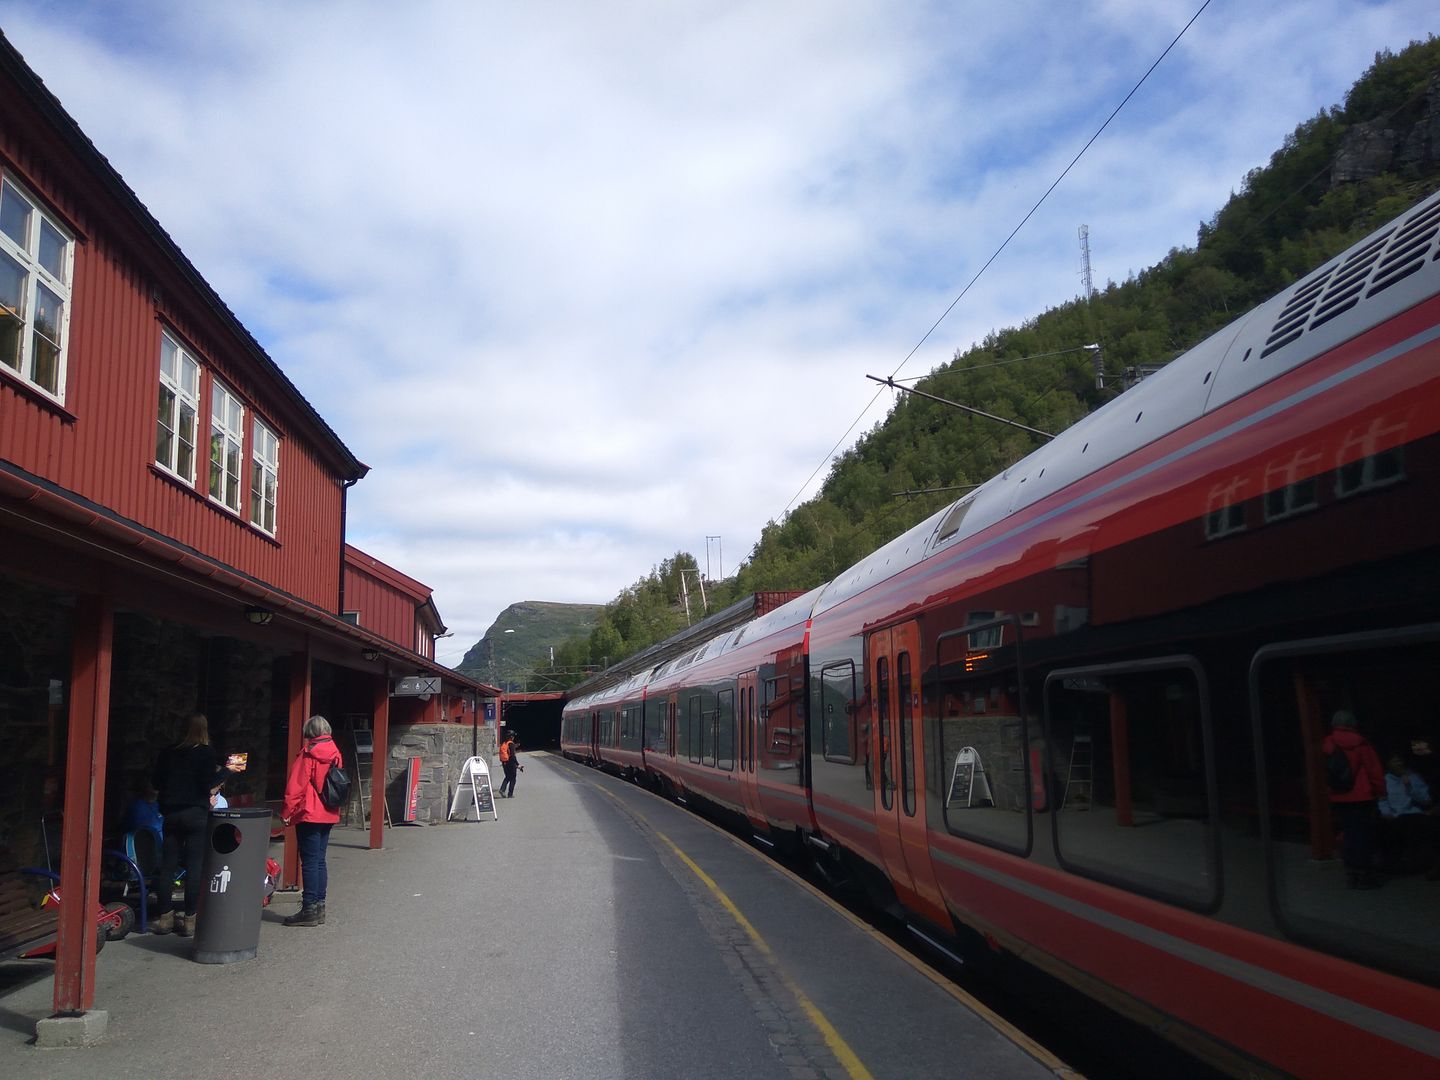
560, 187, 1440, 1075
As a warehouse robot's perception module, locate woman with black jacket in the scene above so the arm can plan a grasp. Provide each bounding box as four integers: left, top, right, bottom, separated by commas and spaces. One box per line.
150, 713, 242, 935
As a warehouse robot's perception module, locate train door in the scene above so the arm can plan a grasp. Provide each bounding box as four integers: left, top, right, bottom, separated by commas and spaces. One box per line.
589, 710, 600, 764
737, 671, 765, 829
870, 621, 947, 925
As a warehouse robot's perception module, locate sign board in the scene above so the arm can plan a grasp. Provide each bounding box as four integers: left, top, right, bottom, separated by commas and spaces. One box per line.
402, 756, 423, 822
393, 676, 442, 697
484, 700, 497, 723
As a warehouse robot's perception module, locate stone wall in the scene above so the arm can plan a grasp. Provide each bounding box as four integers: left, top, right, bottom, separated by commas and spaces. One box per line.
382, 722, 498, 824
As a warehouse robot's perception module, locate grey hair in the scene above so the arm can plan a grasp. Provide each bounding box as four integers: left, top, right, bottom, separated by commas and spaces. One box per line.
303, 714, 332, 739
1331, 709, 1358, 729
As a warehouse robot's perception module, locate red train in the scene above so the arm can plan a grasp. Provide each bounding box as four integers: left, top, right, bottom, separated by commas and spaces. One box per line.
562, 188, 1440, 1076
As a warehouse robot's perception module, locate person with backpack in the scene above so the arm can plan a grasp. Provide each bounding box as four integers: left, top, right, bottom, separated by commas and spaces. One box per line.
281, 714, 344, 927
1322, 709, 1386, 889
498, 732, 523, 798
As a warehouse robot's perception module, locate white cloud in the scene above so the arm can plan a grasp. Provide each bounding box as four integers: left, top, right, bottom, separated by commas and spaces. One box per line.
0, 0, 1433, 663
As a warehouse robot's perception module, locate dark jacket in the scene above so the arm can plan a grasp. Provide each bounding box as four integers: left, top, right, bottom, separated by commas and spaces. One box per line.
153, 744, 227, 814
1322, 727, 1385, 803
282, 736, 344, 825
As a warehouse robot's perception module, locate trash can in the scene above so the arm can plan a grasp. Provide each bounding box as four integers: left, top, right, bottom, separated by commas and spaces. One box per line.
193, 807, 270, 964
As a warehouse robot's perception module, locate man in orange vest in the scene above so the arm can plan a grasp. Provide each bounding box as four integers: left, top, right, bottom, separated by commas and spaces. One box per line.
498, 732, 522, 798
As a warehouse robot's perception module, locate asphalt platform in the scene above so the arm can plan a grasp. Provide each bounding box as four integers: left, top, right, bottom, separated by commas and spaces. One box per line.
0, 751, 1076, 1080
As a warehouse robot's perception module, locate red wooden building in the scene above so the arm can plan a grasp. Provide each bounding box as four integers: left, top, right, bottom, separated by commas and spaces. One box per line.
0, 31, 493, 1037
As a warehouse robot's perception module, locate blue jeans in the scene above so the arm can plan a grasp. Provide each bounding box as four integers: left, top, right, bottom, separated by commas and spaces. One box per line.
296, 822, 333, 906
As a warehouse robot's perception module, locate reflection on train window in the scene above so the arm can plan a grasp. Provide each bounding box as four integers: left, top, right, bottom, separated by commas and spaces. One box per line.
687, 695, 703, 763
1336, 447, 1404, 498
898, 652, 915, 817
1046, 662, 1217, 909
1204, 479, 1247, 540
937, 623, 1030, 855
1334, 416, 1406, 499
644, 696, 668, 753
702, 691, 717, 768
1262, 448, 1321, 522
821, 661, 857, 764
762, 672, 803, 773
716, 688, 735, 771
967, 613, 1002, 650
877, 656, 892, 811
1254, 631, 1440, 987
621, 705, 642, 751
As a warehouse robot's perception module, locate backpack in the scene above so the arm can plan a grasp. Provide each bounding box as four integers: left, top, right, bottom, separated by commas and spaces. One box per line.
499, 741, 511, 764
320, 762, 352, 810
1325, 746, 1354, 794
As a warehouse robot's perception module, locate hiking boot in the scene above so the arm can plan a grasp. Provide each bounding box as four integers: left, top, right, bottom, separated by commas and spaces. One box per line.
284, 904, 320, 927
175, 913, 195, 937
316, 902, 326, 925
151, 911, 174, 935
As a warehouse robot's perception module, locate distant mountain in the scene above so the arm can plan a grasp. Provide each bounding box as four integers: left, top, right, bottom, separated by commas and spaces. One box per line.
455, 601, 604, 690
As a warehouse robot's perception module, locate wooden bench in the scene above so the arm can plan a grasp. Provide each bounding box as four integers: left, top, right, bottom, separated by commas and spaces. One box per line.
0, 868, 58, 961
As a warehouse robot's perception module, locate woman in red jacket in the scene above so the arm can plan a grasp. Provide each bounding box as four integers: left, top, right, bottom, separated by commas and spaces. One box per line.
281, 714, 343, 927
1322, 709, 1386, 889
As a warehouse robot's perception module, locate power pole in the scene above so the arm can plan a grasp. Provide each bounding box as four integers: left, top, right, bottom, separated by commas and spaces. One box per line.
1079, 224, 1095, 302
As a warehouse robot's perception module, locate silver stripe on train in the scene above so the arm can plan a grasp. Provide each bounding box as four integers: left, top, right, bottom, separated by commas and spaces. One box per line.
929, 846, 1440, 1059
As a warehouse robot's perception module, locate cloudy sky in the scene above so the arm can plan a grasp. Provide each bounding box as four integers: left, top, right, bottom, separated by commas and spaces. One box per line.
1, 1, 1433, 665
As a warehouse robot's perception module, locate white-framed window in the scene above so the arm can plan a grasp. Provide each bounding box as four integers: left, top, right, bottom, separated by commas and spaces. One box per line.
208, 379, 244, 513
1262, 447, 1321, 523
249, 417, 279, 534
0, 175, 73, 400
1335, 416, 1406, 499
1203, 476, 1248, 540
156, 331, 200, 483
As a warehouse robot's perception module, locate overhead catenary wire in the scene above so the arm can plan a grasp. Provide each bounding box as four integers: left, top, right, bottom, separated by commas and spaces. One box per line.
779, 0, 1213, 520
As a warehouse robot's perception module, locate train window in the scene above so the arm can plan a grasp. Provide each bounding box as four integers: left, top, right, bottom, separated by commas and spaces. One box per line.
626, 705, 646, 751
1045, 659, 1218, 910
820, 661, 858, 764
937, 619, 1031, 855
644, 696, 668, 753
1253, 628, 1440, 987
1334, 417, 1406, 499
687, 695, 703, 763
877, 656, 892, 811
702, 690, 717, 768
967, 613, 1002, 650
716, 689, 735, 771
898, 652, 915, 817
1204, 478, 1246, 540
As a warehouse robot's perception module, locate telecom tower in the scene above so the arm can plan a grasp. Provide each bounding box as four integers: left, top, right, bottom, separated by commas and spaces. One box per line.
1079, 225, 1104, 389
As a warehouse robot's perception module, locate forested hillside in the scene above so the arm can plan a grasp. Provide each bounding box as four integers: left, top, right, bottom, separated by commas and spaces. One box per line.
548, 39, 1440, 683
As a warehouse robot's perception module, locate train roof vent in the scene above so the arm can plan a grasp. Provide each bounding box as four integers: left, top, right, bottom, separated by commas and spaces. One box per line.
1258, 193, 1440, 361
1307, 229, 1393, 332
1367, 197, 1440, 299
1260, 267, 1333, 358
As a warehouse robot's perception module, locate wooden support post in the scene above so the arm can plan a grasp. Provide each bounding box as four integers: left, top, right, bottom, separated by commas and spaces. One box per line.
1110, 692, 1133, 827
282, 644, 311, 888
1294, 673, 1332, 860
370, 671, 390, 850
54, 592, 113, 1016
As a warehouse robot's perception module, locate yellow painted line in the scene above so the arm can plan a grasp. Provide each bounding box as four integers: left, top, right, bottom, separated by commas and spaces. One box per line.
561, 758, 1078, 1079
654, 827, 877, 1080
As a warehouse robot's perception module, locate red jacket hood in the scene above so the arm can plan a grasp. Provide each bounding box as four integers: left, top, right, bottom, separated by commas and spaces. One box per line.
1327, 727, 1369, 750
305, 736, 342, 765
